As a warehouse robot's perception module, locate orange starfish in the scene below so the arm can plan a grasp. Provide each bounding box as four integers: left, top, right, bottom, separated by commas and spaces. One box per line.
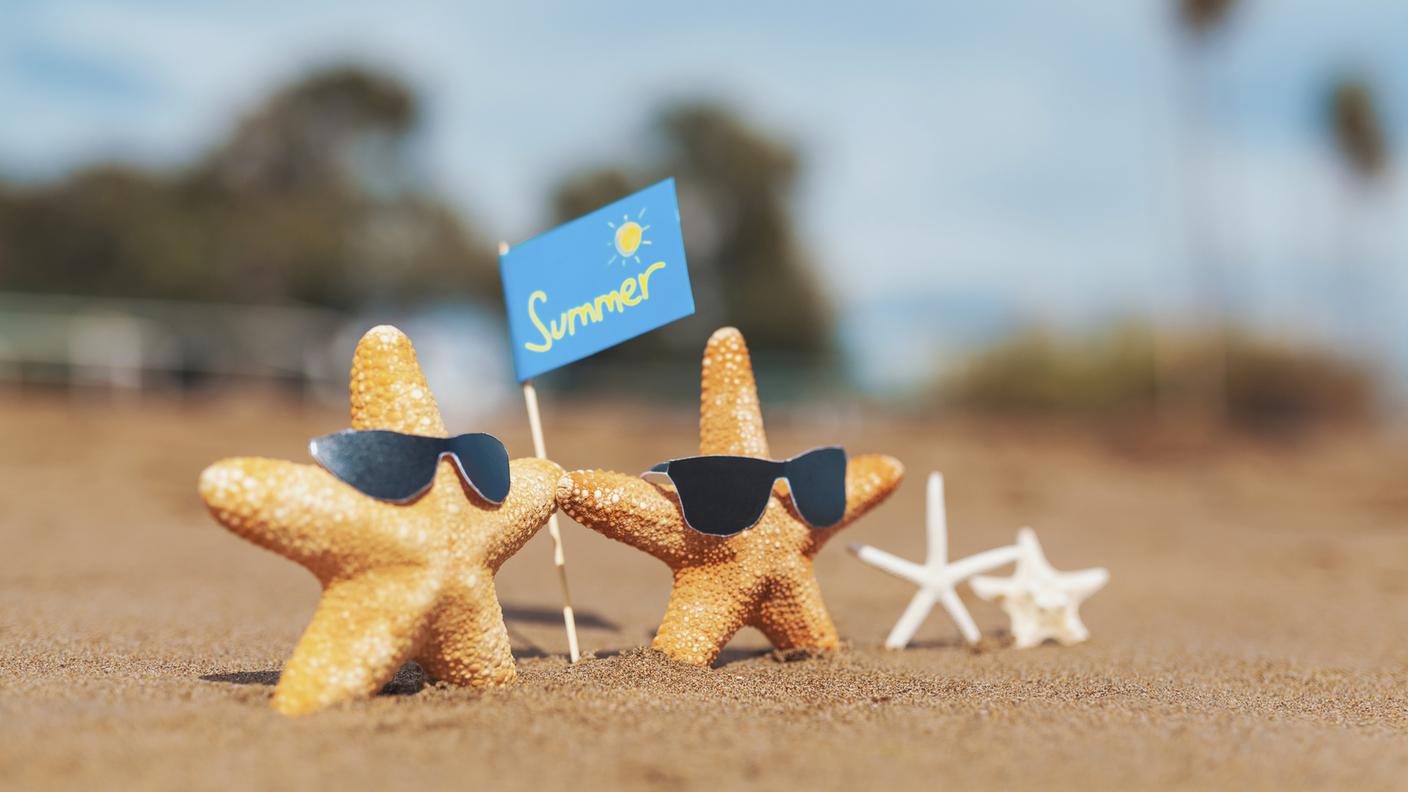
198, 325, 561, 715
557, 327, 903, 666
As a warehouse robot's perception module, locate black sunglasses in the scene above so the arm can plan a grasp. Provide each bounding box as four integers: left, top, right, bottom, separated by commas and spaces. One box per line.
309, 429, 511, 504
643, 446, 847, 536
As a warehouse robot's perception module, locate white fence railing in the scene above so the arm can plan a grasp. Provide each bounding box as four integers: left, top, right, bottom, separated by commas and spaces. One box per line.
0, 292, 346, 390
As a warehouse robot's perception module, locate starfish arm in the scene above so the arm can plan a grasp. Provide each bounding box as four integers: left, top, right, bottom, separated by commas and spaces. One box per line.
698, 327, 770, 457
945, 545, 1022, 582
1014, 528, 1056, 575
271, 565, 439, 716
556, 470, 697, 564
199, 458, 425, 581
348, 325, 448, 436
925, 472, 949, 566
1057, 606, 1092, 645
652, 569, 754, 666
968, 574, 1017, 602
807, 453, 905, 552
884, 588, 939, 649
415, 571, 515, 687
1060, 567, 1110, 600
482, 457, 563, 571
851, 545, 929, 585
750, 569, 841, 652
938, 586, 982, 645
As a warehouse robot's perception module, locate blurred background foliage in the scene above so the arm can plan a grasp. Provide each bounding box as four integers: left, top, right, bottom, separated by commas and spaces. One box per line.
946, 322, 1373, 435
0, 66, 833, 379
550, 104, 831, 367
1329, 76, 1389, 182
0, 66, 496, 310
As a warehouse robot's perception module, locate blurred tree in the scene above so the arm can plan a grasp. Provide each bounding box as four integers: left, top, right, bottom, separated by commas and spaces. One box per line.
947, 322, 1372, 438
1178, 0, 1237, 36
1328, 77, 1388, 182
0, 65, 496, 310
552, 168, 640, 223
548, 102, 832, 369
1168, 0, 1241, 425
205, 66, 417, 195
1324, 75, 1392, 366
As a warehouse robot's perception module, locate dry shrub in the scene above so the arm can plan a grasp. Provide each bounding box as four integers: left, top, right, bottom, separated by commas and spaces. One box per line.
946, 322, 1375, 435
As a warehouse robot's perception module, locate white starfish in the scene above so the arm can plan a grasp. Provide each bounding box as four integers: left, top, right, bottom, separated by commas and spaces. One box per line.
970, 527, 1108, 649
850, 472, 1020, 648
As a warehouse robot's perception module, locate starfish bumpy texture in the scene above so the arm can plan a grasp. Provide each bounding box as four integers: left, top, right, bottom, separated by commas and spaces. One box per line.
198, 325, 561, 715
556, 327, 904, 666
970, 528, 1109, 649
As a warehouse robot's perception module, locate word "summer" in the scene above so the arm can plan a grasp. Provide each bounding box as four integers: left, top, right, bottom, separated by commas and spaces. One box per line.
524, 262, 667, 353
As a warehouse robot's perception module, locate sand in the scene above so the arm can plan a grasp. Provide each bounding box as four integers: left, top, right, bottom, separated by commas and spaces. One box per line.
2, 393, 1406, 790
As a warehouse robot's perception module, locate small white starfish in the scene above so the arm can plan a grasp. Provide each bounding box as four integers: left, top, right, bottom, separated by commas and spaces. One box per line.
850, 472, 1020, 647
970, 527, 1109, 649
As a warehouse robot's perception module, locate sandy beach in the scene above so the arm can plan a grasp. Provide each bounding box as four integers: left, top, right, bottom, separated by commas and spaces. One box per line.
2, 393, 1406, 790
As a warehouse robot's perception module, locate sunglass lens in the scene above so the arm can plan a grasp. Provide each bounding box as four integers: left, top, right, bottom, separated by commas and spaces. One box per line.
445, 433, 511, 504
311, 430, 441, 502
785, 447, 847, 528
666, 456, 777, 536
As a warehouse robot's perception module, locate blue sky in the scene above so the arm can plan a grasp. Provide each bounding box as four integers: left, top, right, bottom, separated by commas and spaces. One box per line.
3, 0, 1406, 388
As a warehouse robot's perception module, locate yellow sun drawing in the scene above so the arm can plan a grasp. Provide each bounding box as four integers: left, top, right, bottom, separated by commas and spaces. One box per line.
606, 207, 651, 266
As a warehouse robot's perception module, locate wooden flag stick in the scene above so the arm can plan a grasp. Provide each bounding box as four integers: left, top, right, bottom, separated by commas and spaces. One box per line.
501, 241, 580, 663
522, 379, 581, 663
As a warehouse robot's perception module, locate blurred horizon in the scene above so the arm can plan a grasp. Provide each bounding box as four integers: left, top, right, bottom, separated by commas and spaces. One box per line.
1, 0, 1405, 430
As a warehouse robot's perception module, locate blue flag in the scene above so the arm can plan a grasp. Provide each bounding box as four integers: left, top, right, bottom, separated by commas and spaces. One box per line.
499, 178, 694, 381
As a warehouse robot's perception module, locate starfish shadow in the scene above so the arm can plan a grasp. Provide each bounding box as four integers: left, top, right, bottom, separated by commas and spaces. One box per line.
717, 647, 775, 666
201, 670, 280, 686
910, 629, 1014, 653
502, 604, 620, 631
503, 604, 623, 661
200, 662, 428, 696
577, 644, 777, 668
902, 637, 972, 651
570, 643, 826, 669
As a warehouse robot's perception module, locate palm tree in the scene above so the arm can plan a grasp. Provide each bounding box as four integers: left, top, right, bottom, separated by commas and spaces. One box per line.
1178, 0, 1237, 36
1329, 78, 1388, 180
1166, 0, 1240, 424
1325, 76, 1390, 367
